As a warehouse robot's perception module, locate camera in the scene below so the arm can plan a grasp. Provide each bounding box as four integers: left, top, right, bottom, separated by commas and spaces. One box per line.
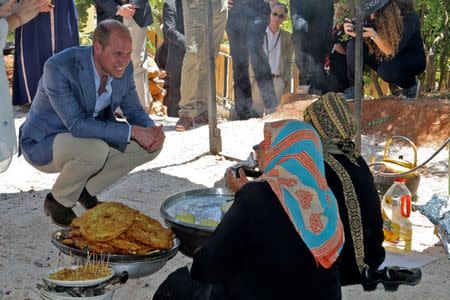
349, 18, 376, 32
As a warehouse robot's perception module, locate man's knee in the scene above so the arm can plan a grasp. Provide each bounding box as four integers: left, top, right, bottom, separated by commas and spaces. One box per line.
78, 139, 110, 168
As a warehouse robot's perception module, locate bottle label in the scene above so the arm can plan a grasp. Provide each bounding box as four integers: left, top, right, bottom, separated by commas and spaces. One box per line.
382, 209, 400, 244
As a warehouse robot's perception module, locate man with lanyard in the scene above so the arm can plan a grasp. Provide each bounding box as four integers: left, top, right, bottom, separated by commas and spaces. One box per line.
250, 1, 293, 117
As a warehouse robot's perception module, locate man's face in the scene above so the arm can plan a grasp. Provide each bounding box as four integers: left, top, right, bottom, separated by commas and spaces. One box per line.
270, 6, 287, 28
93, 30, 132, 78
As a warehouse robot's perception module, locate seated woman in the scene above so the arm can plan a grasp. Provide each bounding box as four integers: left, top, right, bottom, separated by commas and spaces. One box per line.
342, 0, 425, 99
155, 120, 344, 299
303, 92, 386, 287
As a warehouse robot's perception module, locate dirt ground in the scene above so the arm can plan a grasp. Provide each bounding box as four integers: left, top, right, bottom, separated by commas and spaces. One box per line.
272, 95, 450, 147
0, 114, 449, 300
2, 54, 449, 300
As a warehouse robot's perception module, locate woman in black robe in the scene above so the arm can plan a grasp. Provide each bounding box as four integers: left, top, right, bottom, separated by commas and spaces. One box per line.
303, 92, 386, 287
155, 120, 345, 299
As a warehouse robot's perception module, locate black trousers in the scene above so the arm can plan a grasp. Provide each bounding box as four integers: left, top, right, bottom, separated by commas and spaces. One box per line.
290, 0, 334, 92
346, 38, 426, 89
227, 4, 276, 119
323, 51, 350, 93
164, 47, 185, 117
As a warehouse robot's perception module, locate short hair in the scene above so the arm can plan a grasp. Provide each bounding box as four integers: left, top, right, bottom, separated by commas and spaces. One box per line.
271, 2, 288, 14
92, 19, 131, 48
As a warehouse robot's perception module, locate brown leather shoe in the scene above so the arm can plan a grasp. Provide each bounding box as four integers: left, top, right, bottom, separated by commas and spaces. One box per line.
193, 111, 208, 124
176, 115, 194, 132
44, 193, 76, 227
78, 187, 102, 209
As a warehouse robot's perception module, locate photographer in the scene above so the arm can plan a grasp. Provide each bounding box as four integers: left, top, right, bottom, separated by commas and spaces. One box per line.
342, 0, 425, 100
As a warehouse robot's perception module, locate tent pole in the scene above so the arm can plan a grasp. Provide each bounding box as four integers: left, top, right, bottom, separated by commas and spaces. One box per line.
206, 0, 222, 154
353, 0, 363, 152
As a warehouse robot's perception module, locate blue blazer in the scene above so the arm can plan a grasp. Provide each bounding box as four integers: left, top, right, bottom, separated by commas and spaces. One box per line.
19, 46, 154, 166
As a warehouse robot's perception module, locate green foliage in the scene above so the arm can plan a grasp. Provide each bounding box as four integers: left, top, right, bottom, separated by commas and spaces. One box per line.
74, 0, 91, 32
416, 0, 450, 71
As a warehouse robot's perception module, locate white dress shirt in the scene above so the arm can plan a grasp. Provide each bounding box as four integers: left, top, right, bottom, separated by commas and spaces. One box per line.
263, 27, 281, 76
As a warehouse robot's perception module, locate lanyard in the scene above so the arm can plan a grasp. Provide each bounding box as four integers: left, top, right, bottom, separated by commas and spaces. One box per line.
265, 31, 281, 56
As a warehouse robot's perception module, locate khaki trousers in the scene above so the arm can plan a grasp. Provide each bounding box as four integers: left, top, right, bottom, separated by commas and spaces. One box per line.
251, 77, 284, 117
123, 17, 152, 112
178, 0, 227, 118
34, 133, 161, 207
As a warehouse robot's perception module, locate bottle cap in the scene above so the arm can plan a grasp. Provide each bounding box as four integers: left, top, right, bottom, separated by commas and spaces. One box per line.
394, 177, 406, 183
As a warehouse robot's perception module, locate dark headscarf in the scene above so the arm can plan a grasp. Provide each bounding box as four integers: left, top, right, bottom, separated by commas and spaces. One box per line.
304, 93, 370, 273
303, 92, 359, 165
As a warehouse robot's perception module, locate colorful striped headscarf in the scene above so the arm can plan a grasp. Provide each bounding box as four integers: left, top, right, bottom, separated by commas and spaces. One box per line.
303, 92, 359, 165
258, 120, 344, 269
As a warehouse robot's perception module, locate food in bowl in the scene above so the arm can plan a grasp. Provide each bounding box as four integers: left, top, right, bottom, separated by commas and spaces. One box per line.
48, 263, 112, 281
62, 202, 174, 255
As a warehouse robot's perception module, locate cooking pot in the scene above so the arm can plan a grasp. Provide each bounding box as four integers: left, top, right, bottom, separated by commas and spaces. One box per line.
160, 188, 233, 257
371, 136, 420, 197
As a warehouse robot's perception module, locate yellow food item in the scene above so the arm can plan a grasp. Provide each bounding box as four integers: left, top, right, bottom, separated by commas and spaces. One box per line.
126, 213, 174, 250
79, 202, 137, 242
48, 264, 112, 281
199, 219, 219, 227
61, 202, 174, 255
175, 213, 196, 224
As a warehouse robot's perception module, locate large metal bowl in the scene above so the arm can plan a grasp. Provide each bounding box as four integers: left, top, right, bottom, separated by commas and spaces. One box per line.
51, 230, 179, 278
160, 188, 233, 257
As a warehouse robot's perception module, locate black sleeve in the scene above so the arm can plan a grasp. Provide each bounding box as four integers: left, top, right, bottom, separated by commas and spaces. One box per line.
94, 0, 121, 18
397, 13, 420, 53
130, 0, 147, 9
163, 1, 186, 49
190, 185, 249, 283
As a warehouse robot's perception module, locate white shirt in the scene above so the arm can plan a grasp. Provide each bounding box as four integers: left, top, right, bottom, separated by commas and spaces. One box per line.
90, 53, 131, 141
263, 27, 281, 76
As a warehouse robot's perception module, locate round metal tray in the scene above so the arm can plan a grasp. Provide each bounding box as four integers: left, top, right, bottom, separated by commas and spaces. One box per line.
160, 187, 233, 257
51, 230, 179, 278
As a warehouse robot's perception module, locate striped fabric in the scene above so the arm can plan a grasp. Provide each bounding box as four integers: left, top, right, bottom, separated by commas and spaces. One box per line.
258, 120, 344, 268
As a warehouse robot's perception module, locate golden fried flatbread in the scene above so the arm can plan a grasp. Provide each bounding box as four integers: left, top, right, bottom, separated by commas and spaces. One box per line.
70, 217, 83, 228
126, 213, 174, 250
79, 202, 136, 242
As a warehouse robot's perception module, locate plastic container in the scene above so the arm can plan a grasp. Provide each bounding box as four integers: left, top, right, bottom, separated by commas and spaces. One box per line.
381, 178, 412, 252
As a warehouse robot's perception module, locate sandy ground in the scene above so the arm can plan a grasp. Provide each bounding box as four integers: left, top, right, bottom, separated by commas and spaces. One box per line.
0, 113, 449, 300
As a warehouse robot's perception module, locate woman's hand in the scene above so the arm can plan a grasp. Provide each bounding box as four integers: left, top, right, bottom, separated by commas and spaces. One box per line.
343, 18, 355, 37
363, 27, 378, 39
225, 168, 249, 193
39, 1, 54, 13
6, 0, 51, 32
0, 0, 16, 18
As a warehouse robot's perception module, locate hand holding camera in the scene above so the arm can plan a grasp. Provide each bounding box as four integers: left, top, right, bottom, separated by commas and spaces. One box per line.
343, 17, 378, 40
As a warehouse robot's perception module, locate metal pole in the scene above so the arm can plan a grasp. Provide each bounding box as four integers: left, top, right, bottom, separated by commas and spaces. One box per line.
205, 0, 222, 154
353, 0, 363, 152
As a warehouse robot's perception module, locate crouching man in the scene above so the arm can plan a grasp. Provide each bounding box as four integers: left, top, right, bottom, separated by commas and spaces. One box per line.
19, 20, 164, 226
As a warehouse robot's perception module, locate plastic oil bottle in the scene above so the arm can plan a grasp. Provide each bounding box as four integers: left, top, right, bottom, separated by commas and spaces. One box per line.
381, 177, 412, 252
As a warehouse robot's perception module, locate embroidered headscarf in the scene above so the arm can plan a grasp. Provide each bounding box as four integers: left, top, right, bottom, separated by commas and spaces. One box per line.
303, 92, 359, 165
304, 93, 369, 272
258, 120, 344, 269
